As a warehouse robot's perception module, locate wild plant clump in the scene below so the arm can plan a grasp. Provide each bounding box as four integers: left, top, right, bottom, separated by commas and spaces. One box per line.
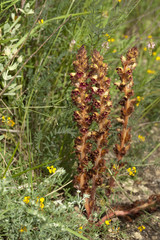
71, 46, 146, 218
71, 46, 160, 227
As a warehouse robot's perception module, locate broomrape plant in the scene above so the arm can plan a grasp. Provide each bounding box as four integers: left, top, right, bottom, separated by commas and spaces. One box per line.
71, 46, 138, 219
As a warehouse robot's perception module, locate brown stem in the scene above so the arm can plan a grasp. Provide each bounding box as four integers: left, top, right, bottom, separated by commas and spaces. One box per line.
96, 194, 160, 226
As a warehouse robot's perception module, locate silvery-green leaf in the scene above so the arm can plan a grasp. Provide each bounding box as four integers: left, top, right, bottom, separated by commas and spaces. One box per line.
0, 135, 4, 141
4, 47, 11, 56
8, 83, 16, 90
11, 47, 18, 54
4, 92, 15, 96
0, 63, 4, 72
26, 9, 34, 14
2, 71, 12, 81
11, 13, 15, 22
8, 63, 18, 71
10, 38, 19, 43
17, 56, 23, 63
14, 24, 21, 31
8, 85, 22, 93
11, 28, 16, 35
3, 23, 10, 33
18, 8, 25, 14
24, 3, 30, 11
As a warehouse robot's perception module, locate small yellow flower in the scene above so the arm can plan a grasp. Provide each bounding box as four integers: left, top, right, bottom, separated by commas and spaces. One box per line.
105, 33, 110, 38
152, 51, 157, 56
47, 166, 56, 174
129, 171, 134, 176
112, 49, 117, 53
132, 167, 136, 173
105, 219, 111, 225
136, 102, 140, 107
138, 225, 145, 232
1, 116, 15, 126
113, 164, 117, 169
7, 117, 15, 127
40, 202, 44, 210
148, 35, 152, 39
108, 38, 115, 42
23, 196, 30, 204
40, 197, 45, 203
38, 19, 44, 24
156, 56, 160, 61
137, 96, 141, 101
143, 47, 147, 51
124, 35, 128, 39
78, 226, 83, 233
19, 226, 27, 233
147, 69, 155, 74
127, 167, 136, 176
138, 135, 145, 142
112, 226, 120, 232
2, 116, 5, 122
136, 96, 144, 107
118, 0, 121, 2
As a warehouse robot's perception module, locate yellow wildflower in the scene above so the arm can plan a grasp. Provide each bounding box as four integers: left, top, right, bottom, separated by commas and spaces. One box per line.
132, 167, 136, 173
2, 116, 5, 122
105, 33, 110, 38
118, 0, 121, 2
1, 116, 15, 127
78, 226, 83, 233
108, 38, 115, 42
127, 167, 136, 176
124, 35, 128, 39
152, 51, 157, 56
112, 49, 117, 53
47, 165, 56, 174
147, 69, 155, 74
112, 164, 117, 169
112, 226, 120, 232
138, 135, 145, 142
7, 117, 15, 127
148, 35, 152, 39
19, 226, 27, 233
137, 96, 141, 102
143, 47, 147, 51
136, 96, 144, 106
40, 197, 45, 203
23, 196, 30, 204
138, 225, 145, 232
38, 19, 44, 24
105, 219, 111, 225
40, 202, 44, 210
156, 56, 160, 61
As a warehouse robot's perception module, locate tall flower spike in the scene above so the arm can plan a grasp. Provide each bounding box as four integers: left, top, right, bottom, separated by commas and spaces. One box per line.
88, 50, 112, 215
70, 46, 92, 217
114, 47, 138, 162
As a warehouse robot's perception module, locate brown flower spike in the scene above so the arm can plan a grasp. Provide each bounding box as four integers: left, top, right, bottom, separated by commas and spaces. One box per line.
71, 47, 111, 218
70, 46, 92, 217
114, 47, 138, 162
89, 50, 111, 214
